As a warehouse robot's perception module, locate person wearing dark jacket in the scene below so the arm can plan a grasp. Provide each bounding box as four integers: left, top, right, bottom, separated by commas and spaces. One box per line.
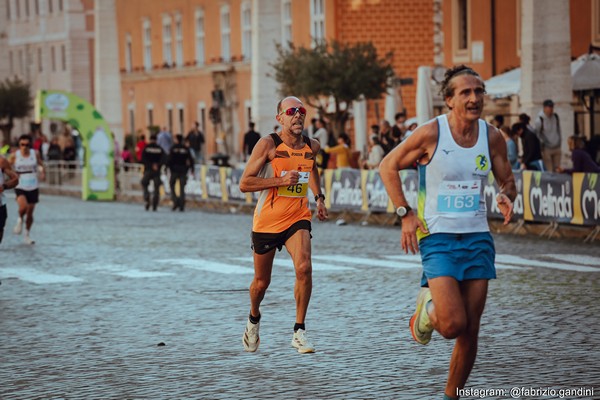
167, 134, 195, 211
141, 134, 165, 211
557, 135, 600, 174
512, 123, 545, 171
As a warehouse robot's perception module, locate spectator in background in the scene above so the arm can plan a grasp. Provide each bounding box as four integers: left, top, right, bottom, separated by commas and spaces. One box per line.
512, 122, 545, 171
392, 112, 407, 143
140, 134, 165, 211
312, 118, 330, 169
556, 135, 600, 174
243, 122, 261, 161
379, 120, 394, 154
121, 145, 132, 172
324, 132, 352, 168
135, 134, 147, 163
186, 122, 205, 163
167, 134, 195, 212
362, 134, 385, 170
46, 136, 62, 161
157, 126, 173, 154
499, 124, 519, 170
534, 99, 562, 171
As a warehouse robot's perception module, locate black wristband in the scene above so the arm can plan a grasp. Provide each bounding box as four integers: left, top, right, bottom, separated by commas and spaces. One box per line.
314, 193, 325, 202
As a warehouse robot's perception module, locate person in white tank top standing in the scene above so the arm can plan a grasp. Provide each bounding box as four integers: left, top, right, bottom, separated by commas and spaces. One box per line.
380, 66, 516, 400
0, 155, 19, 246
9, 134, 45, 245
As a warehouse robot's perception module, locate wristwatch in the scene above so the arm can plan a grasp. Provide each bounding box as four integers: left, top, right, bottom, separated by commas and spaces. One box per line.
314, 193, 325, 202
396, 205, 412, 217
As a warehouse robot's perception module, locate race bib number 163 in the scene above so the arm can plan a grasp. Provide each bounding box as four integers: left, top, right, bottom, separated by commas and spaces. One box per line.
437, 180, 480, 213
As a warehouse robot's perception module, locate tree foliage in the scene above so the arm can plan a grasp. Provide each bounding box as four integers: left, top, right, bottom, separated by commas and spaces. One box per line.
271, 40, 393, 134
0, 77, 33, 144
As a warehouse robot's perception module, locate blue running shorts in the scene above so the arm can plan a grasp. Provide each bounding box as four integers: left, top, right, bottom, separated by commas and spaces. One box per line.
419, 232, 496, 287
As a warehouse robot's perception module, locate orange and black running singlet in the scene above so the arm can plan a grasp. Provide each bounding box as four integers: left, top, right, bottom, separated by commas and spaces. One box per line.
252, 133, 315, 233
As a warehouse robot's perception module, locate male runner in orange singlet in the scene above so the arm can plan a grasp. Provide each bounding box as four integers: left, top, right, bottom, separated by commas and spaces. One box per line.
239, 96, 328, 354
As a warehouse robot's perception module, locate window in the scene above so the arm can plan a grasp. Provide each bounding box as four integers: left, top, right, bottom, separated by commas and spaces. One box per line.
281, 0, 292, 48
220, 5, 231, 62
18, 49, 24, 75
175, 13, 183, 67
35, 0, 39, 14
143, 18, 152, 71
48, 0, 52, 13
51, 45, 55, 71
241, 1, 252, 61
125, 33, 132, 72
167, 104, 174, 133
57, 0, 61, 12
25, 0, 29, 17
15, 0, 20, 18
162, 15, 173, 65
6, 0, 10, 20
310, 0, 325, 45
147, 103, 154, 126
593, 0, 600, 45
61, 44, 66, 71
9, 51, 13, 74
197, 102, 206, 133
128, 104, 135, 137
452, 0, 470, 61
177, 104, 185, 135
37, 47, 43, 72
194, 8, 205, 66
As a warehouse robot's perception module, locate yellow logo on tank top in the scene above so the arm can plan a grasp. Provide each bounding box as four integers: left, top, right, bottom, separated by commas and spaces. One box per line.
475, 154, 489, 171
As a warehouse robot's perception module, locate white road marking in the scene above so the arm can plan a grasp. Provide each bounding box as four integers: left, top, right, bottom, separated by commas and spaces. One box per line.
112, 269, 175, 278
495, 255, 599, 272
229, 256, 355, 271
313, 255, 419, 269
159, 258, 253, 274
545, 254, 600, 267
0, 267, 83, 284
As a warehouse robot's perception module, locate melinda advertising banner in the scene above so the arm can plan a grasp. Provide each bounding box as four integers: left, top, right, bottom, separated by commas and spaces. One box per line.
186, 166, 599, 227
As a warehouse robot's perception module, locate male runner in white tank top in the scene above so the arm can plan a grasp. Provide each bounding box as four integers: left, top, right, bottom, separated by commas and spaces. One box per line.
9, 134, 45, 245
380, 65, 516, 400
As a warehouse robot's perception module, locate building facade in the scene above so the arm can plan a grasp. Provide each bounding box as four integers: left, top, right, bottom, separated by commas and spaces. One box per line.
1, 0, 95, 137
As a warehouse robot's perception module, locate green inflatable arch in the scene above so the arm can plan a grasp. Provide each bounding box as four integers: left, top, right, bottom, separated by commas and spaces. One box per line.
35, 90, 115, 201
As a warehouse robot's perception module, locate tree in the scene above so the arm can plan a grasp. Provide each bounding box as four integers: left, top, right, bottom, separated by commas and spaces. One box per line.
0, 77, 33, 145
271, 40, 394, 135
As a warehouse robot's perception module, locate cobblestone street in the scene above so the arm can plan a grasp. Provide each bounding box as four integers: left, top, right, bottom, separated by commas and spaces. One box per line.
1, 194, 599, 399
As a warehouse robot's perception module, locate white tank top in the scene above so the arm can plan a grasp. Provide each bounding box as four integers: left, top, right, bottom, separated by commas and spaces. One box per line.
417, 114, 491, 239
15, 150, 39, 191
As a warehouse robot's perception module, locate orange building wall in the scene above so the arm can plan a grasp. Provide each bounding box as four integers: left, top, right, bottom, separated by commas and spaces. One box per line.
334, 0, 435, 124
570, 0, 593, 57
116, 0, 253, 157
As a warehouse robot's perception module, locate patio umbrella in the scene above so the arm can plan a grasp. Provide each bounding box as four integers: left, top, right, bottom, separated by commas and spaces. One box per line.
416, 66, 434, 125
571, 53, 600, 91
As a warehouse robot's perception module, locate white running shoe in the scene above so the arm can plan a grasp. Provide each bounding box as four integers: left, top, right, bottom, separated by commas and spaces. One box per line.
242, 318, 260, 352
24, 232, 35, 245
291, 329, 315, 354
13, 217, 23, 235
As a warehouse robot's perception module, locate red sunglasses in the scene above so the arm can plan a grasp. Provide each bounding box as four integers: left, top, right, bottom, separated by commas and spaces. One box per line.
279, 106, 307, 116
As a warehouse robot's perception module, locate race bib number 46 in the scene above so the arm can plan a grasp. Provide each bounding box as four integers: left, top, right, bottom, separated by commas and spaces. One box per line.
277, 171, 310, 198
437, 180, 480, 213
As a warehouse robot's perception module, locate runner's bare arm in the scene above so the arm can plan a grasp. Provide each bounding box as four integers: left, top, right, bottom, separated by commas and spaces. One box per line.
488, 124, 516, 225
379, 122, 436, 253
0, 158, 19, 190
239, 136, 299, 193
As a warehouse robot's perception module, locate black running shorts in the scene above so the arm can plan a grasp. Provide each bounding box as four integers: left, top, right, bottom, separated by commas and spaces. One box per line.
15, 189, 39, 204
251, 220, 312, 255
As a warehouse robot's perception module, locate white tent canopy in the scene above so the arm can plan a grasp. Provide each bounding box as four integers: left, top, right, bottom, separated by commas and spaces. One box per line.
485, 53, 600, 98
